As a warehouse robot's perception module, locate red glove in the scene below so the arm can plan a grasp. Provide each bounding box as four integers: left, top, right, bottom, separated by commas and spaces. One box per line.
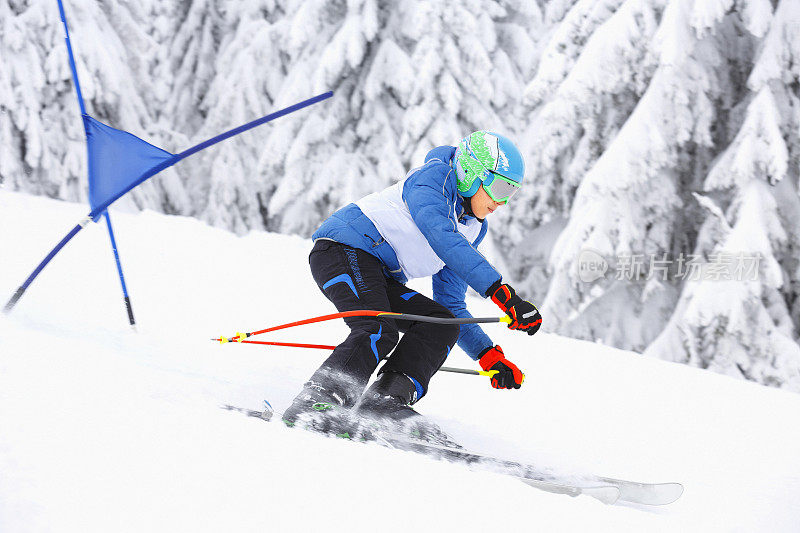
487, 281, 542, 336
478, 346, 524, 389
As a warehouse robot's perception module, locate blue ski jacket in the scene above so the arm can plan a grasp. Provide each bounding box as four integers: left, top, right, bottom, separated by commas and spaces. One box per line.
312, 146, 502, 359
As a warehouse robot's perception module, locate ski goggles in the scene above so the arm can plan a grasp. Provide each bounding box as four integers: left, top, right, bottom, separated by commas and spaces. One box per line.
482, 171, 521, 203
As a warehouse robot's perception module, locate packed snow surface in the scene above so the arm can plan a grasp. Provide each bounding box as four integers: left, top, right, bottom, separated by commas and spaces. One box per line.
1, 191, 799, 532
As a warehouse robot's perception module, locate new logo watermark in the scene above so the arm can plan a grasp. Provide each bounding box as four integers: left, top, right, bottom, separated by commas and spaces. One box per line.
577, 248, 609, 282
577, 250, 762, 283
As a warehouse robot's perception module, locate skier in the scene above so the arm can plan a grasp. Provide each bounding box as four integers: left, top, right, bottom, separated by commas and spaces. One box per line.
282, 131, 542, 436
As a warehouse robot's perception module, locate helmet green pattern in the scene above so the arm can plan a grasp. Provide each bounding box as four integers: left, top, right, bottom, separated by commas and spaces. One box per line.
452, 131, 525, 199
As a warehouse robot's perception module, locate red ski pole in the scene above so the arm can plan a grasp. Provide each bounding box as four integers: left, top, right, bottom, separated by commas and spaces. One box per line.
219, 339, 497, 378
213, 310, 510, 343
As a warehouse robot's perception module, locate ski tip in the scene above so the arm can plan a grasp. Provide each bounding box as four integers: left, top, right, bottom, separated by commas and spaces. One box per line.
647, 482, 684, 505
616, 481, 684, 506
587, 481, 684, 506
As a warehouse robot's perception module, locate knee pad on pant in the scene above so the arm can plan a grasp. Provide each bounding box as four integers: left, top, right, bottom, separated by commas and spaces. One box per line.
351, 318, 399, 362
369, 319, 399, 350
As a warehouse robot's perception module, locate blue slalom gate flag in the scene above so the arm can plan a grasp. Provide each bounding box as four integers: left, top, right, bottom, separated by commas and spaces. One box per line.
84, 116, 174, 220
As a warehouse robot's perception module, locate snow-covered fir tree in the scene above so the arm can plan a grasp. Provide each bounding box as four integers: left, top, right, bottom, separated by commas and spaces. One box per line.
526, 0, 800, 391
251, 0, 544, 235
498, 0, 659, 305
536, 0, 749, 346
645, 0, 800, 390
1, 0, 90, 201
0, 0, 184, 210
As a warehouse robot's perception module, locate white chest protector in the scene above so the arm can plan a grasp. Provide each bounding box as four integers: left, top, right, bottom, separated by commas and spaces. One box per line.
355, 177, 483, 280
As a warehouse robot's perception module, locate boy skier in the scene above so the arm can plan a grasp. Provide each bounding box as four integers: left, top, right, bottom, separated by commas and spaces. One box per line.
283, 131, 542, 436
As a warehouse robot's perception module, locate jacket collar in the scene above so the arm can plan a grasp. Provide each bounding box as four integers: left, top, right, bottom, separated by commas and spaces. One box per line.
457, 194, 483, 223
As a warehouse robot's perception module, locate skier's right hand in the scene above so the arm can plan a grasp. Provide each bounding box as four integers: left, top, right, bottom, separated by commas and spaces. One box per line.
479, 346, 524, 389
486, 281, 542, 336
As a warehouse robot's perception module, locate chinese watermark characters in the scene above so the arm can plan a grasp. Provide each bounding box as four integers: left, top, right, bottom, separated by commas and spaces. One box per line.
577, 249, 761, 283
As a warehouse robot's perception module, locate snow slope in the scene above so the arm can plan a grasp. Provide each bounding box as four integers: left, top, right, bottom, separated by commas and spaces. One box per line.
1, 191, 799, 532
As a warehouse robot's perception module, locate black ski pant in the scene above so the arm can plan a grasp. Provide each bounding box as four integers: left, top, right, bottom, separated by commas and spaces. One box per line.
307, 239, 460, 406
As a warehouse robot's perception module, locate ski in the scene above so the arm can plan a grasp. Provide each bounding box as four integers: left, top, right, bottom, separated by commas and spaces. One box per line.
221, 404, 619, 504
370, 429, 622, 505
221, 403, 683, 505
378, 433, 682, 506
222, 404, 269, 419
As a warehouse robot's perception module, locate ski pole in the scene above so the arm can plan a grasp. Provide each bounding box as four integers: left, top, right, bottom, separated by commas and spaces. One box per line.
439, 366, 498, 377
213, 310, 512, 343
216, 338, 497, 377
220, 339, 337, 350
221, 340, 495, 374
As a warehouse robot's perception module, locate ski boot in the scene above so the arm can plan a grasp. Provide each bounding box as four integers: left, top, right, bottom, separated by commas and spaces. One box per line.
354, 371, 456, 447
281, 380, 352, 437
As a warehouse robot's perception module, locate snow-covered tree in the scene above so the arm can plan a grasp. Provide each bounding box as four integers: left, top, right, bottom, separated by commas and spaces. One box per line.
1, 1, 84, 200
0, 0, 183, 211
498, 0, 662, 304
257, 0, 545, 236
645, 0, 800, 391
527, 0, 776, 353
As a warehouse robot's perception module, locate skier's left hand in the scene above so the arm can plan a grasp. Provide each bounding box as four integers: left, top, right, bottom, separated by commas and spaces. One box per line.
479, 346, 524, 389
